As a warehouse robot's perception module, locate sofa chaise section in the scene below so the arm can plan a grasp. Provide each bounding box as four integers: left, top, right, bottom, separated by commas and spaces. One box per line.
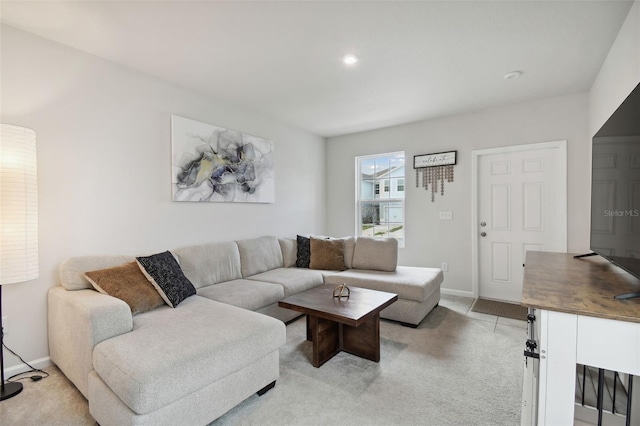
89, 296, 285, 425
324, 266, 443, 326
319, 236, 443, 327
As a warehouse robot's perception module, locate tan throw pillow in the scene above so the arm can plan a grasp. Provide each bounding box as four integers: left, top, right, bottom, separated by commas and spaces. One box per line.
309, 237, 346, 271
85, 261, 165, 315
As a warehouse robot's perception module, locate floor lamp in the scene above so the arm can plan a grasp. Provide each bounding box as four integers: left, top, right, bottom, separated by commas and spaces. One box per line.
0, 124, 38, 401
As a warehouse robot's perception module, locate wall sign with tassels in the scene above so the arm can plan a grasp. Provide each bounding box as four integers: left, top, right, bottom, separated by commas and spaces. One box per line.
413, 150, 457, 202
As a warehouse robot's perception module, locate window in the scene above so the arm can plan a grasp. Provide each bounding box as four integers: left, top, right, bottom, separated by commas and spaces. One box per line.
356, 151, 405, 247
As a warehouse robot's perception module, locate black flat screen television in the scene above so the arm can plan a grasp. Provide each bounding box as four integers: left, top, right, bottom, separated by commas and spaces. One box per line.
589, 82, 640, 298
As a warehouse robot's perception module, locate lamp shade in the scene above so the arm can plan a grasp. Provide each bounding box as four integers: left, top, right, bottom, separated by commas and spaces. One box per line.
0, 124, 38, 285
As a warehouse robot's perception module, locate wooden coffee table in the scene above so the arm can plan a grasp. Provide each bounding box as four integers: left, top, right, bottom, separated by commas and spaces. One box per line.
278, 285, 398, 367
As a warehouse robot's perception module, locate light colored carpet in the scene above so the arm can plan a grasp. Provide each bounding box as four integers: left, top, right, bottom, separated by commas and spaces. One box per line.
0, 365, 95, 425
471, 298, 528, 321
0, 295, 525, 425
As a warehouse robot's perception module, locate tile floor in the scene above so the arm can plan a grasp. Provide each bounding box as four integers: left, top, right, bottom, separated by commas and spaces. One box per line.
439, 293, 528, 339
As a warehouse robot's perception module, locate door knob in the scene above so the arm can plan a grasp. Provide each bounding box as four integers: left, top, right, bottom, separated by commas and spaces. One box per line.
480, 232, 487, 237
480, 222, 486, 227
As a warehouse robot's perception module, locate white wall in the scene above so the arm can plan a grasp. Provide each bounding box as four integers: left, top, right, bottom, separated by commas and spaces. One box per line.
326, 0, 640, 296
0, 25, 326, 370
590, 0, 640, 135
2, 0, 636, 373
326, 93, 590, 295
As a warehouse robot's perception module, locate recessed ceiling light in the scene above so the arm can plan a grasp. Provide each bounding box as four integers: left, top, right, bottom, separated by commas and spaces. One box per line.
504, 71, 522, 80
342, 54, 359, 65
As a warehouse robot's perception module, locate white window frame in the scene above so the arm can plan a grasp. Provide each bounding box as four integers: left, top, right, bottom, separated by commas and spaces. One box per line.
355, 151, 405, 248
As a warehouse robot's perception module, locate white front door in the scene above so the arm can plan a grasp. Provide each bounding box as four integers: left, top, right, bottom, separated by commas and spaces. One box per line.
475, 141, 567, 303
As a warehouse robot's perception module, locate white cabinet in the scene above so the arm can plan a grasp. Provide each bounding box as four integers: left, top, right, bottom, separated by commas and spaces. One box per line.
525, 309, 640, 425
522, 251, 640, 425
576, 315, 640, 375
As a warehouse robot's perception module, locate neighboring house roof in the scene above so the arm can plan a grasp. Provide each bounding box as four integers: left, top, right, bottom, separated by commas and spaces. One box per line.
361, 165, 405, 180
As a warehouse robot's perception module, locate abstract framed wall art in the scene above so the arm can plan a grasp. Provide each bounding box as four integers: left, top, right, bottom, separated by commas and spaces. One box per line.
171, 116, 275, 203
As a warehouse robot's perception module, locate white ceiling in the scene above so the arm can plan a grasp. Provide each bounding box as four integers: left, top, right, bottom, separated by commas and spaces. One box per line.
0, 1, 634, 137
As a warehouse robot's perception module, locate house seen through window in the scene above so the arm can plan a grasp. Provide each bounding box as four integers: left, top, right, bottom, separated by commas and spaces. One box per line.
356, 151, 405, 247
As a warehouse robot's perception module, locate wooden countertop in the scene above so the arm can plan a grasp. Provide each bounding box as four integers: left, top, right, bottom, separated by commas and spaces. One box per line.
522, 251, 640, 323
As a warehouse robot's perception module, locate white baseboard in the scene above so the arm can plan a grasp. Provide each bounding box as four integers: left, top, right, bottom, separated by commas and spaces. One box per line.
4, 356, 52, 377
441, 288, 474, 298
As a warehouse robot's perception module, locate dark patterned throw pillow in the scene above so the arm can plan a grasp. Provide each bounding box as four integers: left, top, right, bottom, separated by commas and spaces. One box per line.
136, 251, 196, 308
295, 235, 311, 268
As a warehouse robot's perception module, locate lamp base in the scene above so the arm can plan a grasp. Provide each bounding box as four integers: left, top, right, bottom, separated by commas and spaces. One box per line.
0, 381, 23, 400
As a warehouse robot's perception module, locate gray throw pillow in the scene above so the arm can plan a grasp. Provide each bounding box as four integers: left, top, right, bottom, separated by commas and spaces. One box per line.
352, 237, 398, 272
279, 238, 297, 268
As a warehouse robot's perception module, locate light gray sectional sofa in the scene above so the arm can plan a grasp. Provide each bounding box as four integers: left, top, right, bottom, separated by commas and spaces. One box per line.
48, 235, 443, 425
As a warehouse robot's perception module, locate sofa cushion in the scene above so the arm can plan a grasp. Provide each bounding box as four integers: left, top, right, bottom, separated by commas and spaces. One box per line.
236, 236, 283, 278
92, 296, 285, 415
172, 242, 242, 288
295, 235, 311, 268
278, 238, 297, 268
324, 266, 443, 302
352, 237, 398, 271
60, 255, 135, 290
342, 236, 356, 269
309, 237, 345, 271
84, 261, 165, 315
247, 267, 324, 297
197, 279, 284, 311
136, 251, 196, 308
